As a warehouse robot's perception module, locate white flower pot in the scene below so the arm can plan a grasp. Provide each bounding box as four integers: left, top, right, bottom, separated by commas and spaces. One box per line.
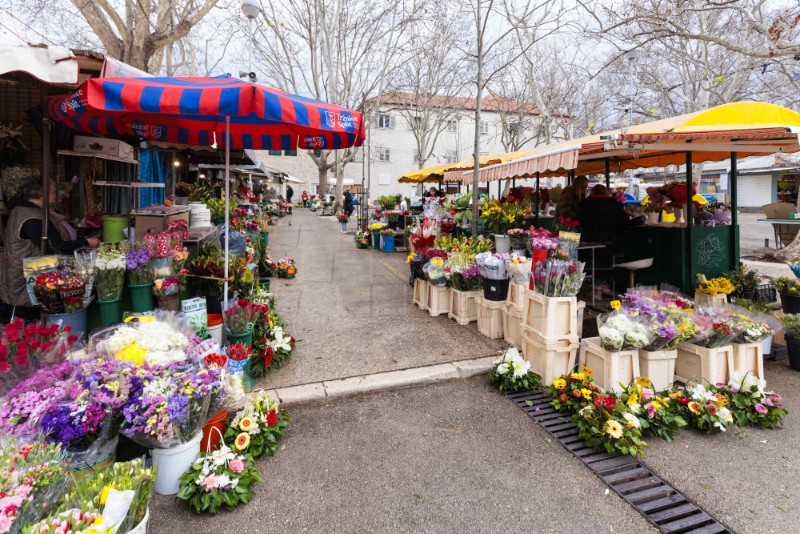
150, 433, 202, 495
128, 508, 150, 534
494, 234, 511, 254
762, 335, 773, 356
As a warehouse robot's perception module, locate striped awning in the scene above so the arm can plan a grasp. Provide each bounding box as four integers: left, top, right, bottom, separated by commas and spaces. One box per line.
460, 145, 580, 184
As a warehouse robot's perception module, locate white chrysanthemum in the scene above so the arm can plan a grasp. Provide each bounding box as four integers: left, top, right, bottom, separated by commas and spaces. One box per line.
629, 402, 642, 414
624, 331, 649, 349
605, 314, 634, 334
599, 326, 624, 351
622, 412, 641, 429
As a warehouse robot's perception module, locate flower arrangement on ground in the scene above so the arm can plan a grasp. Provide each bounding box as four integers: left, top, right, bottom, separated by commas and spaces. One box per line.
177, 443, 261, 514
120, 361, 223, 449
355, 229, 371, 248
276, 257, 297, 278
126, 242, 153, 285
487, 347, 541, 393
668, 383, 734, 433
695, 274, 735, 295
95, 243, 128, 301
548, 371, 601, 413
249, 303, 296, 378
574, 393, 648, 457
618, 378, 686, 442
716, 372, 787, 429
224, 390, 290, 459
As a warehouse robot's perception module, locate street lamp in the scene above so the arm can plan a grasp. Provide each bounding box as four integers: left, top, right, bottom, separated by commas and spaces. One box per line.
242, 0, 261, 81
623, 48, 641, 130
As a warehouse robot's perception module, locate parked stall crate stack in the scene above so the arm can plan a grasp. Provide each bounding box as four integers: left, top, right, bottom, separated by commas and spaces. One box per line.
449, 288, 479, 325
732, 342, 764, 379
638, 349, 678, 392
413, 279, 429, 311
475, 295, 504, 339
578, 337, 640, 394
694, 292, 727, 308
502, 303, 523, 347
520, 332, 579, 385
674, 342, 735, 384
520, 290, 581, 384
427, 284, 451, 317
506, 283, 527, 313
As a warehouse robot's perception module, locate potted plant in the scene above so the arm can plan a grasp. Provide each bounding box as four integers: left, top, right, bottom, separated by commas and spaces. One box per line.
380, 228, 396, 253
774, 277, 800, 314
724, 265, 760, 300
126, 242, 154, 313
336, 211, 350, 232
507, 228, 528, 252
782, 314, 800, 371
369, 222, 385, 251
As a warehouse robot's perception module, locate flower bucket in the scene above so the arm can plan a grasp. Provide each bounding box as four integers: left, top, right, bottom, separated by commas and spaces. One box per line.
227, 357, 249, 374
201, 409, 228, 453
102, 214, 128, 243
156, 293, 180, 312
70, 436, 119, 481
780, 292, 800, 315
372, 231, 381, 251
341, 222, 347, 232
44, 308, 88, 344
786, 336, 800, 371
762, 335, 773, 357
128, 508, 149, 534
151, 433, 202, 495
494, 234, 510, 254
258, 278, 271, 291
482, 277, 509, 302
128, 283, 155, 313
383, 235, 395, 253
207, 314, 224, 346
227, 330, 253, 347
261, 231, 269, 247
97, 299, 122, 326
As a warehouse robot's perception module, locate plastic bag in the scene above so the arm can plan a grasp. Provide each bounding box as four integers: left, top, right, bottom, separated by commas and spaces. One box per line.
690, 307, 746, 348
532, 259, 585, 297
423, 258, 447, 287
476, 252, 509, 280
725, 303, 782, 343
597, 310, 653, 352
504, 254, 531, 285
220, 228, 248, 258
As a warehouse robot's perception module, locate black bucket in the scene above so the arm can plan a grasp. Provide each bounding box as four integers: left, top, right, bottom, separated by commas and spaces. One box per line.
482, 277, 510, 301
786, 336, 800, 371
780, 293, 800, 315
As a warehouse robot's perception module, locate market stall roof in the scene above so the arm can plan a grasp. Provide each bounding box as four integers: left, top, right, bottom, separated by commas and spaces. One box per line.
46, 74, 366, 150
0, 45, 79, 84
397, 150, 531, 183
442, 150, 530, 182
397, 162, 453, 183
452, 101, 800, 183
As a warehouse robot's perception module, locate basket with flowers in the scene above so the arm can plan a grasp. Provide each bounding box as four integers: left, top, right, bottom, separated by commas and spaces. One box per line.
276, 257, 297, 278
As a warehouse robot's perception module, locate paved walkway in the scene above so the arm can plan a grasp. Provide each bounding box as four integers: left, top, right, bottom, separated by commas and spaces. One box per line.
259, 208, 504, 389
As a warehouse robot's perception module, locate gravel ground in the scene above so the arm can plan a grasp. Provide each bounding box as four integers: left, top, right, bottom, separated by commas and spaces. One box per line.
642, 360, 800, 534
258, 210, 504, 390
149, 377, 655, 533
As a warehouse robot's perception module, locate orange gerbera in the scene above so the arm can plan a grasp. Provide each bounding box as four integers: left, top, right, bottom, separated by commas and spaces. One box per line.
235, 432, 251, 450
287, 266, 296, 275
688, 401, 702, 415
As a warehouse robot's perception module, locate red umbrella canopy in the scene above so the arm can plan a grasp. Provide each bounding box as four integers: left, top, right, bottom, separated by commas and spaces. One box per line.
47, 75, 365, 150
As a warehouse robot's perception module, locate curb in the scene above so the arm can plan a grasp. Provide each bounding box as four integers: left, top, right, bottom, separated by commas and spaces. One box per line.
269, 355, 497, 408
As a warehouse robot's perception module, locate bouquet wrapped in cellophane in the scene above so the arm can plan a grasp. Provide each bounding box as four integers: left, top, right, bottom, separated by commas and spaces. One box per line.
532, 259, 585, 297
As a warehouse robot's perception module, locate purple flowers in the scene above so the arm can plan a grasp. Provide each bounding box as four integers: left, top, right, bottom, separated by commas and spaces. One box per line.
40, 400, 109, 451
126, 244, 153, 285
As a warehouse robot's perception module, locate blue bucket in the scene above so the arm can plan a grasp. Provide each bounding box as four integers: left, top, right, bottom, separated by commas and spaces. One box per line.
383, 236, 395, 252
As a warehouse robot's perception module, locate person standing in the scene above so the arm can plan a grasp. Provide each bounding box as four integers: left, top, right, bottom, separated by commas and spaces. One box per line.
343, 189, 354, 217
1, 176, 100, 322
578, 184, 630, 244
301, 190, 309, 206
286, 184, 294, 204
556, 175, 589, 220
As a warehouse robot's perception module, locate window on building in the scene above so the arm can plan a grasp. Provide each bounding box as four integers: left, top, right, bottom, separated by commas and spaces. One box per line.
378, 114, 393, 129
312, 150, 322, 157
479, 151, 489, 157
412, 116, 424, 130
480, 120, 489, 135
284, 149, 297, 156
447, 119, 458, 132
268, 149, 282, 156
412, 149, 420, 164
378, 147, 391, 162
444, 151, 459, 164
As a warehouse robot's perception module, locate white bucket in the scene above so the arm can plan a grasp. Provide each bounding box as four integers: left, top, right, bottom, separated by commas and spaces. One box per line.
208, 323, 224, 347
150, 433, 201, 495
128, 508, 149, 534
762, 335, 773, 356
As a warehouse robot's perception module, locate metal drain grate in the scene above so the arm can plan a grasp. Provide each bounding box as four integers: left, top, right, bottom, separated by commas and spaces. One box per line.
507, 389, 732, 534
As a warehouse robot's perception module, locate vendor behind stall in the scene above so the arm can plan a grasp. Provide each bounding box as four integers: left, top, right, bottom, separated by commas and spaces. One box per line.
556, 175, 589, 219
578, 184, 630, 244
1, 176, 100, 321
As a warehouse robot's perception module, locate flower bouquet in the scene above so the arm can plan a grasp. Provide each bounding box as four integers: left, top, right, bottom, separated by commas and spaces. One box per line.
554, 215, 580, 233
0, 321, 79, 394
548, 371, 601, 414
597, 311, 652, 352
224, 390, 290, 459
690, 308, 744, 348
355, 229, 371, 249
573, 393, 648, 457
668, 383, 733, 433
32, 270, 88, 314
409, 217, 436, 250
177, 442, 261, 514
0, 360, 75, 437
120, 361, 223, 449
336, 211, 350, 224
153, 276, 180, 311
717, 372, 786, 429
126, 243, 153, 286
96, 243, 127, 302
507, 227, 528, 250
619, 378, 686, 442
504, 254, 531, 286
450, 262, 480, 292
249, 304, 295, 378
487, 347, 541, 393
531, 259, 585, 297
96, 313, 191, 367
227, 342, 251, 375
224, 299, 258, 336
39, 398, 112, 453
695, 273, 735, 296
276, 257, 297, 278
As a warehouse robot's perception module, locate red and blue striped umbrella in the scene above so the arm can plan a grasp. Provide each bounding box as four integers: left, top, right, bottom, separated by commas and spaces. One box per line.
47, 75, 365, 150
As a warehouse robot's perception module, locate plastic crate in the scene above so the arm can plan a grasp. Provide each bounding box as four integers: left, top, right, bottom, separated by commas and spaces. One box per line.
638, 349, 678, 392
520, 329, 579, 385
427, 284, 451, 317
413, 279, 429, 310
756, 284, 777, 303
675, 343, 734, 384
579, 337, 640, 393
449, 289, 479, 325
732, 342, 764, 379
502, 303, 523, 347
475, 296, 504, 339
506, 283, 526, 312
694, 292, 727, 308
522, 291, 579, 339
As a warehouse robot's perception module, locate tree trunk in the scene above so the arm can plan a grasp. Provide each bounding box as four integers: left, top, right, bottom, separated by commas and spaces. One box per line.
318, 166, 328, 197
767, 233, 800, 262
470, 3, 484, 236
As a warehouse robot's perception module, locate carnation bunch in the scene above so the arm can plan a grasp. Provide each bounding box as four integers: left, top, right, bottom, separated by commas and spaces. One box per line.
487, 347, 541, 393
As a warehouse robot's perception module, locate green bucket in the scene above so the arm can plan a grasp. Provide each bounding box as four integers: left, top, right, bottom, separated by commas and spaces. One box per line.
97, 299, 123, 326
261, 231, 269, 247
258, 278, 271, 291
128, 283, 155, 313
102, 215, 128, 243
227, 330, 253, 347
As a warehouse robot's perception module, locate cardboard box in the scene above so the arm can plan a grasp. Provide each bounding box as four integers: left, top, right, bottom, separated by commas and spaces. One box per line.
73, 135, 135, 161
132, 206, 191, 240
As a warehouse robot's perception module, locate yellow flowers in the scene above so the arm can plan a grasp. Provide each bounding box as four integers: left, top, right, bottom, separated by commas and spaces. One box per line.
552, 378, 566, 389
99, 484, 113, 505
117, 344, 146, 366
570, 372, 585, 381
239, 416, 256, 432
688, 401, 702, 414
235, 432, 251, 450
626, 392, 639, 406
604, 419, 623, 439
581, 388, 593, 400
696, 275, 736, 295
405, 254, 414, 264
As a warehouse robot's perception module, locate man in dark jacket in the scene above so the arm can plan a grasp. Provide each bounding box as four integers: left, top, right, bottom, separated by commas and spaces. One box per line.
286, 185, 294, 203
578, 184, 630, 244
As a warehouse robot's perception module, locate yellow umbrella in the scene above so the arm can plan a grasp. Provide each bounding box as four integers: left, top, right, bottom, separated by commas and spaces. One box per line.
642, 193, 708, 222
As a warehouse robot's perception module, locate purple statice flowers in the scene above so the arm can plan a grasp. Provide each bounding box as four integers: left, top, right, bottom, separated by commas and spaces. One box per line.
40, 400, 109, 451
126, 244, 153, 285
0, 361, 75, 436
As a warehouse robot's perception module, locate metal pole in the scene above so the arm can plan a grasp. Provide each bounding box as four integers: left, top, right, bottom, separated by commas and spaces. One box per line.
605, 157, 611, 189
497, 179, 501, 199
685, 151, 693, 292
223, 117, 230, 306
512, 177, 516, 189
730, 151, 739, 267
41, 118, 50, 254
535, 172, 540, 227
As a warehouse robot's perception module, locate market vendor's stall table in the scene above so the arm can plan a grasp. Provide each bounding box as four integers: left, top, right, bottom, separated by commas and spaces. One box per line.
757, 218, 800, 249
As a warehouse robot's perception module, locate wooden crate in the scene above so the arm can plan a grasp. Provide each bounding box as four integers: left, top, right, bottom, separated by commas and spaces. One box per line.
579, 337, 640, 393
675, 343, 734, 385
449, 288, 479, 325
522, 291, 579, 339
638, 349, 678, 392
476, 296, 504, 339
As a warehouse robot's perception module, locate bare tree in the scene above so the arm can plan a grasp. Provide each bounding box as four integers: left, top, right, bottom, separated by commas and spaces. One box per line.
251, 0, 417, 204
